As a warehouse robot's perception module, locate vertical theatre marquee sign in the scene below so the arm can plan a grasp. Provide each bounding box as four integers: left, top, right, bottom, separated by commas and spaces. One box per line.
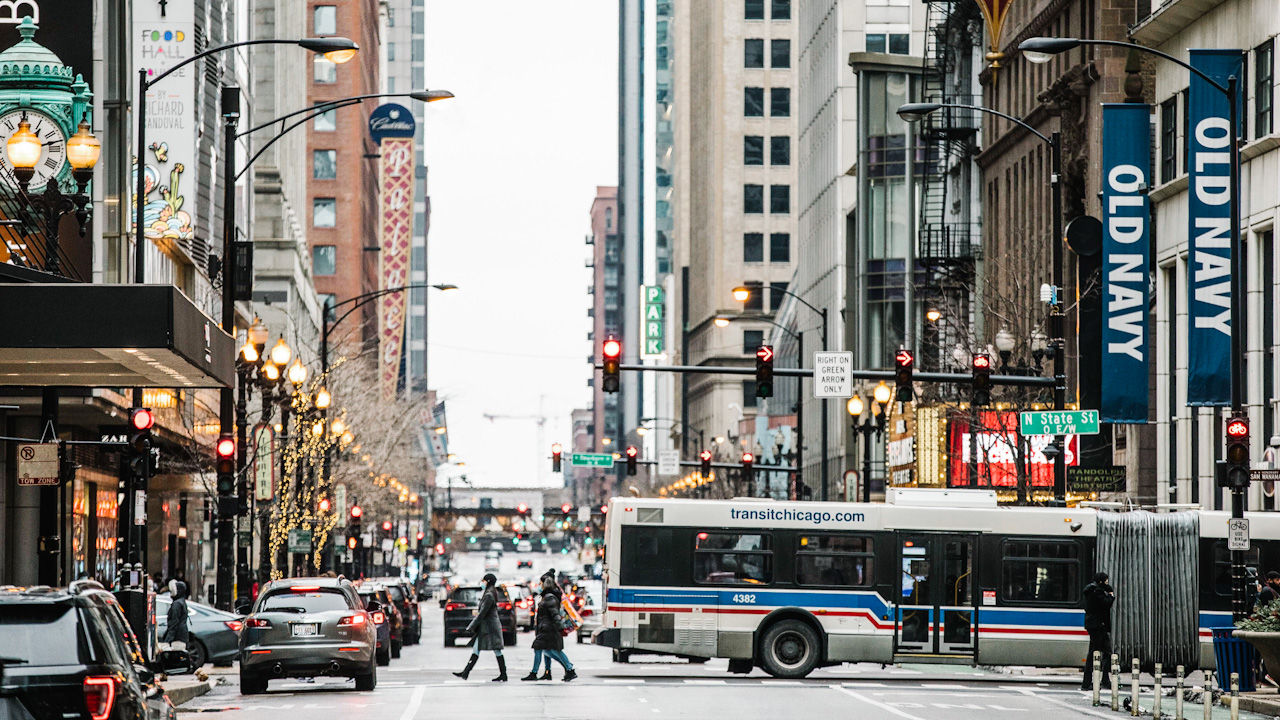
369, 104, 416, 400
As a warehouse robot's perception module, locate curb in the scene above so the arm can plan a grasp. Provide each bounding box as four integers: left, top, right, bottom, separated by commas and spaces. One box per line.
162, 680, 213, 706
1232, 696, 1280, 717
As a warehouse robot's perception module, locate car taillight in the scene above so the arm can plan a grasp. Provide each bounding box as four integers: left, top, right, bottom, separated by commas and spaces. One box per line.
581, 608, 594, 617
246, 618, 271, 628
84, 676, 116, 720
337, 614, 366, 627
372, 612, 386, 624
225, 620, 243, 632
498, 602, 512, 610
445, 602, 464, 611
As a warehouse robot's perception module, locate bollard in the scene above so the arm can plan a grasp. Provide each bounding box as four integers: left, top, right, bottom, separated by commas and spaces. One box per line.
1093, 650, 1103, 706
1175, 665, 1184, 720
1132, 658, 1141, 717
1204, 671, 1214, 720
1154, 663, 1163, 719
1230, 673, 1239, 720
1112, 654, 1122, 712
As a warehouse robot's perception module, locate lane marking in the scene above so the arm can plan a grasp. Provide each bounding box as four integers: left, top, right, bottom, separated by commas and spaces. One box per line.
398, 684, 425, 720
841, 682, 889, 688
1013, 688, 1117, 719
683, 680, 727, 685
832, 687, 931, 720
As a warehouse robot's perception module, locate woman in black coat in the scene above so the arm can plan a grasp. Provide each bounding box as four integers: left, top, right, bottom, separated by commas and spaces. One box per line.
522, 577, 578, 681
452, 573, 507, 681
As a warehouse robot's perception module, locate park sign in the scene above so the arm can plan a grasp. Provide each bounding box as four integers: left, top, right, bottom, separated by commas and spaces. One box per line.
571, 453, 614, 468
641, 285, 666, 359
1019, 410, 1100, 437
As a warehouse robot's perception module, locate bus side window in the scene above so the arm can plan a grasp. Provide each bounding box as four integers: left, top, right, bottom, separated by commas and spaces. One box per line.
694, 533, 773, 585
795, 534, 875, 588
1000, 539, 1080, 605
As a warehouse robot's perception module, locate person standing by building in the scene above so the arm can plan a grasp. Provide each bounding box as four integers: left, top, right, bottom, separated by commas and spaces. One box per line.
162, 580, 192, 672
453, 573, 507, 682
1082, 572, 1115, 690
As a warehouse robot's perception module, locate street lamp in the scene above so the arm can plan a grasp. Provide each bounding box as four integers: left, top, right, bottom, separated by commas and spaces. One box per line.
271, 337, 293, 367
731, 285, 831, 500
994, 326, 1016, 366
315, 387, 332, 410
899, 99, 1066, 505
288, 359, 308, 385
8, 114, 100, 274
847, 392, 888, 503
926, 308, 942, 323
873, 381, 892, 406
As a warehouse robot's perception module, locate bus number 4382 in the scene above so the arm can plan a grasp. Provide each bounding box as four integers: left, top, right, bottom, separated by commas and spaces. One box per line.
731, 594, 757, 604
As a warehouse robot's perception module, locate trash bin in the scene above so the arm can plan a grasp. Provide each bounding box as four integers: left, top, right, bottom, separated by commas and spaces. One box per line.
1213, 627, 1257, 692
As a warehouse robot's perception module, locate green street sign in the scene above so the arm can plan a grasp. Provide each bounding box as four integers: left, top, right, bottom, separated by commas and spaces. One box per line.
641, 285, 666, 358
1019, 410, 1100, 436
571, 453, 615, 468
287, 528, 313, 554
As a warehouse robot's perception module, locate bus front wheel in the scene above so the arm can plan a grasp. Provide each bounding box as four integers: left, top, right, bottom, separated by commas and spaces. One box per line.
759, 620, 820, 678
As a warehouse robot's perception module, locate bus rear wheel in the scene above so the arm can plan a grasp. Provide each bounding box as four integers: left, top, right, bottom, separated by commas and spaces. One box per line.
759, 620, 820, 678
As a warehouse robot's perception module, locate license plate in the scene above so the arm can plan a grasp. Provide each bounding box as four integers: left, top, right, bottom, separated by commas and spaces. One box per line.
291, 623, 318, 637
471, 609, 478, 616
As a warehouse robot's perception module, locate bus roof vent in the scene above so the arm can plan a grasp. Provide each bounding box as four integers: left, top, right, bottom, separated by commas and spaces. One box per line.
886, 488, 998, 508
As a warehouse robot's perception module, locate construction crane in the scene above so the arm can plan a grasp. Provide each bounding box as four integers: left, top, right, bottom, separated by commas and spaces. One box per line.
483, 399, 550, 484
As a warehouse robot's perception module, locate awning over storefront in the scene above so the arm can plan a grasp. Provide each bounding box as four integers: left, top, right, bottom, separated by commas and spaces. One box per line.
0, 284, 233, 388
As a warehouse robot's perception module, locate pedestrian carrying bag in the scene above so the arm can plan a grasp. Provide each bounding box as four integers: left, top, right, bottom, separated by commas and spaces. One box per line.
560, 597, 582, 636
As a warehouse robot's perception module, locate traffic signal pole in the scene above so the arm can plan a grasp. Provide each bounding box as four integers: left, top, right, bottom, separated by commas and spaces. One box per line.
599, 362, 1055, 388
215, 87, 240, 611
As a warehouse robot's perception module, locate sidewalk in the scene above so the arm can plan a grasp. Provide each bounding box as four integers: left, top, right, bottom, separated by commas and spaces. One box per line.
1233, 685, 1280, 717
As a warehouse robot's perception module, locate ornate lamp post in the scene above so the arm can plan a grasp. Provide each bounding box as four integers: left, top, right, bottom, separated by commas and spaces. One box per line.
8, 115, 99, 273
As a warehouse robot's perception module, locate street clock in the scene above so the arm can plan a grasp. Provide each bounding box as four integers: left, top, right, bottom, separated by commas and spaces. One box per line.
0, 109, 66, 187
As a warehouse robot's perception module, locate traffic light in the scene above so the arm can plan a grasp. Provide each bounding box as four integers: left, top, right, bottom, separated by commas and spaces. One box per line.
551, 442, 563, 472
129, 408, 155, 476
755, 345, 774, 398
215, 434, 235, 481
895, 349, 914, 403
602, 337, 622, 393
318, 497, 331, 513
971, 353, 992, 407
382, 520, 393, 533
435, 543, 445, 556
625, 445, 638, 476
741, 452, 754, 484
347, 536, 358, 550
700, 449, 712, 477
561, 503, 572, 515
1222, 416, 1251, 488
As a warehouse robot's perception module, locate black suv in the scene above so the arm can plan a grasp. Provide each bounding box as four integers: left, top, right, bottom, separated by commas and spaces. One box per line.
0, 582, 177, 720
370, 577, 420, 645
442, 585, 516, 647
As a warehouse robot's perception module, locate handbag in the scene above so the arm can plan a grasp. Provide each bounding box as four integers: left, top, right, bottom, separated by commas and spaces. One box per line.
560, 597, 583, 636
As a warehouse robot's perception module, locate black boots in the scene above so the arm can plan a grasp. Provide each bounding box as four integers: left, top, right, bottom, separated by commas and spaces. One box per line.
492, 656, 508, 682
521, 672, 539, 681
540, 669, 552, 681
563, 669, 578, 682
453, 654, 478, 680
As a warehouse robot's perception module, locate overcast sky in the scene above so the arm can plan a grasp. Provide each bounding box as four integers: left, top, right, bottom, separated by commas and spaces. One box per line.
420, 1, 617, 489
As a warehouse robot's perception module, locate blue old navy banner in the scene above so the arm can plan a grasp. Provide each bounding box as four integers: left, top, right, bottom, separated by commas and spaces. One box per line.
1187, 49, 1243, 406
1101, 104, 1150, 423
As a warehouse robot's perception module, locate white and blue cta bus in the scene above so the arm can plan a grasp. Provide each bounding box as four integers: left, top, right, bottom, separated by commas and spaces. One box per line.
593, 489, 1280, 678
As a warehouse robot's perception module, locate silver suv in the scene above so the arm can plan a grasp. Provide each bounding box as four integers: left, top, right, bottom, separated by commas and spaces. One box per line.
237, 577, 379, 694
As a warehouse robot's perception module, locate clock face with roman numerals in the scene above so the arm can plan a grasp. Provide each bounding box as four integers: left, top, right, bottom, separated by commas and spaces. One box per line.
0, 110, 67, 189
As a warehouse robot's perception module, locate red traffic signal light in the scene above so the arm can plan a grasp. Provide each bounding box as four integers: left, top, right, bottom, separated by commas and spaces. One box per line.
214, 434, 235, 476
600, 504, 608, 514
416, 531, 426, 540
741, 452, 755, 482
382, 520, 393, 532
130, 408, 155, 430
972, 354, 991, 370
602, 337, 622, 393
971, 353, 992, 407
755, 345, 774, 399
435, 543, 445, 555
350, 504, 363, 518
215, 436, 235, 458
895, 349, 914, 368
626, 445, 638, 458
700, 449, 712, 476
603, 339, 621, 358
551, 442, 563, 472
625, 445, 638, 476
561, 503, 572, 514
318, 497, 331, 512
895, 349, 915, 403
347, 536, 358, 549
517, 502, 529, 515
742, 452, 754, 463
1228, 418, 1249, 438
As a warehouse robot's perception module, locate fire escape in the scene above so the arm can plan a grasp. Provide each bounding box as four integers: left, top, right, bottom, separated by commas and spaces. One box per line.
917, 0, 982, 379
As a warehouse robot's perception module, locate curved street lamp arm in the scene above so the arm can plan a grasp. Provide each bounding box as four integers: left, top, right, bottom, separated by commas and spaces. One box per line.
328, 285, 432, 337
237, 92, 419, 139
148, 38, 316, 89
945, 103, 1052, 145
235, 99, 363, 180
771, 286, 825, 322
734, 314, 803, 342
1074, 39, 1231, 96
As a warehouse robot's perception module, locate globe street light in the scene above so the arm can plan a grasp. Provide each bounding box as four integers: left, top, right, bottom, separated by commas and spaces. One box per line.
8, 113, 100, 274
271, 337, 293, 367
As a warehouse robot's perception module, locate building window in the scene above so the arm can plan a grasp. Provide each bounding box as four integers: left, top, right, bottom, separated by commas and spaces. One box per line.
770, 233, 790, 262
312, 246, 336, 276
1257, 39, 1274, 140
771, 39, 791, 68
743, 382, 759, 409
313, 150, 337, 180
743, 281, 764, 312
771, 0, 791, 20
318, 293, 337, 322
605, 207, 613, 230
771, 88, 790, 116
313, 198, 337, 227
313, 55, 337, 83
1159, 98, 1177, 184
770, 185, 790, 214
744, 329, 764, 354
745, 87, 765, 116
1181, 90, 1190, 174
313, 5, 336, 35
744, 135, 764, 165
314, 109, 337, 131
867, 33, 910, 54
745, 0, 764, 19
387, 42, 395, 61
412, 9, 424, 33
744, 233, 764, 262
770, 136, 790, 165
745, 39, 765, 68
770, 282, 788, 311
745, 184, 764, 213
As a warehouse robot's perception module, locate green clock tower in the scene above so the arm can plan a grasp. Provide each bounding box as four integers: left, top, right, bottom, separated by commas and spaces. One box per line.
0, 17, 91, 190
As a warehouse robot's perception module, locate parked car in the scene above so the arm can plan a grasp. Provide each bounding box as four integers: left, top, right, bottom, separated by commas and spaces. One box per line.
517, 540, 533, 553
0, 580, 177, 720
441, 585, 516, 647
503, 583, 534, 631
573, 591, 602, 644
155, 595, 242, 668
238, 577, 378, 693
370, 577, 421, 645
355, 584, 402, 664
483, 554, 500, 573
488, 542, 504, 556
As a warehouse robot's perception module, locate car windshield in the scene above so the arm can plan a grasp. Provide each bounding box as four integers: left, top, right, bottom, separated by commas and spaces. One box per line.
0, 604, 83, 666
450, 587, 482, 604
261, 590, 350, 613
385, 586, 405, 601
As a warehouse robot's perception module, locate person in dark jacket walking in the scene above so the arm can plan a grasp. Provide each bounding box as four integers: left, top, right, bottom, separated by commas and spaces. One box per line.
1082, 572, 1115, 690
522, 577, 578, 681
453, 573, 507, 682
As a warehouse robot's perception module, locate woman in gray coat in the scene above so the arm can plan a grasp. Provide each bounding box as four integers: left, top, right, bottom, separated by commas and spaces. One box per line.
453, 573, 507, 681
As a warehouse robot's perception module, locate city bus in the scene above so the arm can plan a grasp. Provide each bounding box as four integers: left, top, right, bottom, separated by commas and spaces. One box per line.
592, 489, 1280, 678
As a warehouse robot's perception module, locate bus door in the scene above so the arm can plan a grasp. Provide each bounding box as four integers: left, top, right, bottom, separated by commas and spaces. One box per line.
894, 533, 977, 656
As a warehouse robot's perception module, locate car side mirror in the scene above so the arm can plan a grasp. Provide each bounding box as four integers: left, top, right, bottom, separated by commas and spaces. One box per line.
234, 598, 253, 615
137, 663, 157, 684
365, 600, 382, 613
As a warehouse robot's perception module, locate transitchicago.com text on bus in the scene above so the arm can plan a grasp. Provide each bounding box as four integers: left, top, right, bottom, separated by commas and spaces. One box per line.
727, 508, 867, 524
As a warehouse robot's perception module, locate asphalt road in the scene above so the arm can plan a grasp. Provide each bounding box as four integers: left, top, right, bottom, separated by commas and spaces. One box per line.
178, 551, 1265, 720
